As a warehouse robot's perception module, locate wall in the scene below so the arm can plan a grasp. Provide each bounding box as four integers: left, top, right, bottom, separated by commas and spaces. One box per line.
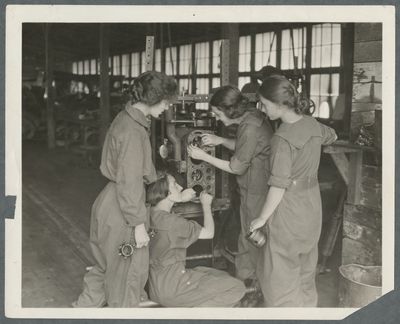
342, 23, 382, 266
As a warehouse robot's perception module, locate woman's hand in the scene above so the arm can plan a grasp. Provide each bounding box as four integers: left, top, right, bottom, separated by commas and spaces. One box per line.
200, 134, 223, 147
180, 188, 196, 202
199, 191, 213, 207
249, 217, 267, 232
187, 144, 208, 161
134, 223, 150, 248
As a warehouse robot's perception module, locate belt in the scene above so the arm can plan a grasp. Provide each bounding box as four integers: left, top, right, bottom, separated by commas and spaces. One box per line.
287, 177, 318, 192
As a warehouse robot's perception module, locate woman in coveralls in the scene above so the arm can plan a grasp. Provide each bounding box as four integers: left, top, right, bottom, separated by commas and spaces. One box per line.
146, 171, 246, 307
187, 85, 273, 283
73, 71, 178, 307
250, 75, 337, 307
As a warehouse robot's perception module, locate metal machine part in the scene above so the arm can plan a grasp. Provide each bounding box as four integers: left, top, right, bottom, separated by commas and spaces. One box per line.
186, 130, 216, 196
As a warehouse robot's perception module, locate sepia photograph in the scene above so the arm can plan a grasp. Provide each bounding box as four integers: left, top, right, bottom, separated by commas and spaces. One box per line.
4, 4, 395, 320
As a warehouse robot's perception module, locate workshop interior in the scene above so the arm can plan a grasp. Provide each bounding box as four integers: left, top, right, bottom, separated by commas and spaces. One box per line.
21, 22, 382, 308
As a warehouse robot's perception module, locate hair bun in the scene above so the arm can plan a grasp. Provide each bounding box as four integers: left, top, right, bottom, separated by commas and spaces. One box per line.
295, 93, 310, 115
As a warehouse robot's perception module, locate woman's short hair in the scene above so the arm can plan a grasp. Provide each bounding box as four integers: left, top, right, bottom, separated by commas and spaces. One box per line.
258, 75, 309, 115
209, 85, 252, 119
146, 170, 170, 206
130, 71, 178, 106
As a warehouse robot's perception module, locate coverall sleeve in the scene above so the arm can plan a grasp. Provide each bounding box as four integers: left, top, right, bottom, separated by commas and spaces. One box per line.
115, 129, 148, 227
230, 125, 258, 175
267, 135, 292, 189
319, 123, 337, 145
168, 217, 202, 249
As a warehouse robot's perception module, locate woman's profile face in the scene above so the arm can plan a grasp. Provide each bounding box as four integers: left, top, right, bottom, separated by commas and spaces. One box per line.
260, 96, 282, 120
150, 100, 170, 118
211, 106, 233, 126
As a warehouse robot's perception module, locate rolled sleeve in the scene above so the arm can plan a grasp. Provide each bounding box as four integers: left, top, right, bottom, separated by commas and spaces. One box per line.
115, 130, 148, 227
267, 136, 292, 189
320, 123, 337, 146
168, 217, 202, 249
229, 126, 258, 175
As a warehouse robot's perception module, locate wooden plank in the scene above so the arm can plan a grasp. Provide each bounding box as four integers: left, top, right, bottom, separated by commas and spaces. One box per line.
347, 151, 363, 205
353, 41, 382, 63
352, 82, 382, 104
145, 36, 154, 71
344, 203, 381, 230
354, 23, 382, 42
45, 24, 56, 149
221, 24, 239, 86
343, 219, 381, 251
99, 24, 110, 145
342, 237, 381, 266
352, 102, 382, 113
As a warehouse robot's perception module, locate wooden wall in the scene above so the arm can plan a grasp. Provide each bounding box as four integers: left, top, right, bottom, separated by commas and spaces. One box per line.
342, 23, 382, 266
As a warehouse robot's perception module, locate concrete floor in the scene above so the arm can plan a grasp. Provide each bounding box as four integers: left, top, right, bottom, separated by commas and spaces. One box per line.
22, 141, 341, 307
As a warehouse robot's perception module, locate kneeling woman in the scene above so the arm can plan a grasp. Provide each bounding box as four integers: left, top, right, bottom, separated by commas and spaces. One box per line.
146, 172, 246, 307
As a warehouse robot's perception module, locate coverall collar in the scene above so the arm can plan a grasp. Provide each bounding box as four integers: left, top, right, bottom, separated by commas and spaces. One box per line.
239, 109, 264, 127
275, 116, 322, 149
125, 104, 151, 129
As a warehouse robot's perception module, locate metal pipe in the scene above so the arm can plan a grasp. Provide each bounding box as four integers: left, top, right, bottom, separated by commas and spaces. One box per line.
165, 106, 181, 161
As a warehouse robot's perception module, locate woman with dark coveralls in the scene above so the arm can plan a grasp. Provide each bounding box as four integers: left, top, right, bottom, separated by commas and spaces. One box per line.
147, 171, 246, 307
73, 71, 178, 307
250, 75, 337, 307
187, 85, 273, 283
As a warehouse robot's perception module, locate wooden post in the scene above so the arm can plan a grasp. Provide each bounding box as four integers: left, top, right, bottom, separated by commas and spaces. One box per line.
221, 24, 239, 86
45, 23, 56, 149
99, 24, 110, 145
347, 151, 363, 205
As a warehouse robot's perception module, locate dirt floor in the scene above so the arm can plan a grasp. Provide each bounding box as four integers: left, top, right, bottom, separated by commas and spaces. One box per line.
22, 141, 341, 307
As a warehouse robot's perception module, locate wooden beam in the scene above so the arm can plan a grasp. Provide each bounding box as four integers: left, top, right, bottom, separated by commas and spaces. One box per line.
221, 24, 239, 86
99, 24, 110, 145
45, 23, 56, 149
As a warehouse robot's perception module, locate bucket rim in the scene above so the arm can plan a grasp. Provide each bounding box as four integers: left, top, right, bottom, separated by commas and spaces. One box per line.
339, 263, 382, 289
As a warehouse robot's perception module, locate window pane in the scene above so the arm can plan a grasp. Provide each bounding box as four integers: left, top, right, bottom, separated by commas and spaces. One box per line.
121, 54, 130, 78
179, 44, 192, 75
113, 55, 120, 75
72, 62, 78, 74
212, 40, 222, 73
155, 49, 161, 72
90, 59, 97, 75
312, 24, 342, 68
212, 77, 220, 89
196, 78, 209, 94
141, 51, 146, 72
131, 53, 140, 77
238, 77, 251, 91
281, 28, 307, 70
310, 73, 340, 118
178, 78, 192, 94
255, 32, 277, 70
239, 36, 251, 72
195, 42, 210, 74
84, 60, 90, 75
78, 61, 84, 75
165, 47, 177, 75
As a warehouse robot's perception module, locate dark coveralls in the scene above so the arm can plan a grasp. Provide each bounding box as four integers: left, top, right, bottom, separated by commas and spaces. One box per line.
256, 116, 337, 307
149, 209, 246, 307
73, 106, 156, 307
230, 109, 273, 280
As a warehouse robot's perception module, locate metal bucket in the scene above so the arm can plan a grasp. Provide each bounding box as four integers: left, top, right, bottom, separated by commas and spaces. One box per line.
338, 264, 382, 307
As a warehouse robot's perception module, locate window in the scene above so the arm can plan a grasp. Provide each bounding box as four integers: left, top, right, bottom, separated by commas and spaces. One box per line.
179, 44, 192, 75
77, 61, 84, 75
195, 42, 209, 75
238, 76, 251, 91
196, 78, 209, 109
238, 36, 251, 72
310, 73, 340, 118
165, 47, 177, 75
131, 53, 140, 77
141, 51, 147, 73
72, 62, 78, 74
281, 28, 307, 70
178, 78, 192, 94
255, 32, 277, 70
